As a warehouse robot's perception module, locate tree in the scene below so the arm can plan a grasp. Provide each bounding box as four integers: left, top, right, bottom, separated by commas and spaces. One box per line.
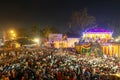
16, 26, 42, 45
108, 19, 120, 37
30, 25, 41, 38
69, 8, 96, 33
16, 37, 35, 45
17, 27, 30, 38
17, 25, 43, 38
42, 25, 59, 38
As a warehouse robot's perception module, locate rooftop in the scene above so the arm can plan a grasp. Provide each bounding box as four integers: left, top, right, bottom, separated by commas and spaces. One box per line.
85, 27, 113, 33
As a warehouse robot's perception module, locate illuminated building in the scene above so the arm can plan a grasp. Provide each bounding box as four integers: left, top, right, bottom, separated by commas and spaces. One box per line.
83, 27, 113, 42
75, 27, 120, 57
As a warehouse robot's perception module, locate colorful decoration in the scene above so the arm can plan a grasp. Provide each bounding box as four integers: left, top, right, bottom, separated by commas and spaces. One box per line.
102, 44, 120, 57
81, 43, 90, 49
75, 27, 120, 58
82, 47, 90, 53
75, 43, 91, 53
85, 27, 113, 33
83, 27, 113, 42
81, 43, 90, 53
81, 43, 90, 48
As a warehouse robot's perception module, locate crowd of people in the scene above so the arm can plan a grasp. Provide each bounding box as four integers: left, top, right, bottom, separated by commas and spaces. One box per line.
0, 48, 120, 80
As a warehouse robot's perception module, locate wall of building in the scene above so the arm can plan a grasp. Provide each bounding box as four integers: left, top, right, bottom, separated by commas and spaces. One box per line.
46, 38, 80, 48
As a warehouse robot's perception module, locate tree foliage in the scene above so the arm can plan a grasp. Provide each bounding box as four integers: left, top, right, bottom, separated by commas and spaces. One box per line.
69, 8, 96, 31
17, 25, 42, 38
16, 26, 41, 45
17, 27, 30, 38
30, 25, 41, 37
108, 20, 120, 37
42, 25, 59, 38
16, 24, 59, 44
16, 38, 35, 45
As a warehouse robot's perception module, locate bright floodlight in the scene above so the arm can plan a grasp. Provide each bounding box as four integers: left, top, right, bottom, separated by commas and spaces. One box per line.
115, 39, 119, 42
34, 38, 40, 43
10, 30, 14, 34
13, 33, 16, 37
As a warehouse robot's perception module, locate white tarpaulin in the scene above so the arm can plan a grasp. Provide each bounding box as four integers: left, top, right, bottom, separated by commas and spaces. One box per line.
49, 34, 62, 42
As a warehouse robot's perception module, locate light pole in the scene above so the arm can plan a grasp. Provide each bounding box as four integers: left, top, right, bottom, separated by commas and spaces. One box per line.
9, 30, 17, 48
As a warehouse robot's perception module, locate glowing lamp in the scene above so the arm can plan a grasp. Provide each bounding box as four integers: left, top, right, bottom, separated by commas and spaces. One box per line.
33, 38, 40, 43
10, 30, 14, 34
13, 33, 16, 37
115, 39, 119, 42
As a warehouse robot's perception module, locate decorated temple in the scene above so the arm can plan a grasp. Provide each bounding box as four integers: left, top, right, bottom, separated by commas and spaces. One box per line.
75, 27, 120, 58
83, 27, 113, 42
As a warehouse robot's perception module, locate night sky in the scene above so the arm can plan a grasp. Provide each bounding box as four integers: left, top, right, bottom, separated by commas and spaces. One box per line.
0, 0, 120, 32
